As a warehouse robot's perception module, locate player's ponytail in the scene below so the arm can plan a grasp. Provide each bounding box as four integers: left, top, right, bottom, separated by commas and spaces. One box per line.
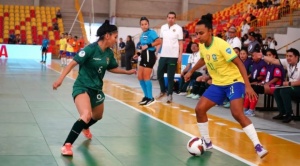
196, 13, 213, 30
96, 20, 118, 41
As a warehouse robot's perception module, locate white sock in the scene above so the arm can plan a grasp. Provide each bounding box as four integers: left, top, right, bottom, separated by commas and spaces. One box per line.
63, 58, 67, 65
243, 124, 260, 146
197, 122, 210, 142
60, 58, 64, 64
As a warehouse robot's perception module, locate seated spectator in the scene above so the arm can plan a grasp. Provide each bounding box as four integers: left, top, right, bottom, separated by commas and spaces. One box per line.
267, 0, 273, 7
264, 48, 300, 123
239, 48, 253, 76
227, 26, 241, 50
243, 44, 267, 116
233, 47, 241, 56
245, 48, 285, 116
256, 0, 263, 9
53, 22, 59, 31
56, 9, 62, 19
186, 74, 210, 100
8, 32, 16, 44
178, 43, 203, 95
262, 0, 269, 8
15, 34, 21, 44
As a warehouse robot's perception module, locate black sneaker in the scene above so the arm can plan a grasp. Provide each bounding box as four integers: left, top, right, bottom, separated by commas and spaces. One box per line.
144, 98, 155, 106
138, 97, 148, 105
272, 114, 285, 120
282, 114, 293, 123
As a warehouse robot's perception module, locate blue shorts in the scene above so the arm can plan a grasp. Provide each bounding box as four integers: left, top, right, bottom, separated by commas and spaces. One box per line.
66, 52, 74, 57
202, 82, 245, 105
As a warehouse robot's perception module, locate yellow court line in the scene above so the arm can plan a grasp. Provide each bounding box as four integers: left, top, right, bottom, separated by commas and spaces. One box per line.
48, 61, 300, 166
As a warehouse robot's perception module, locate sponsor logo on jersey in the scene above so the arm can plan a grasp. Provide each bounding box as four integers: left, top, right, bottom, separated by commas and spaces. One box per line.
226, 48, 231, 54
212, 54, 217, 61
79, 50, 85, 57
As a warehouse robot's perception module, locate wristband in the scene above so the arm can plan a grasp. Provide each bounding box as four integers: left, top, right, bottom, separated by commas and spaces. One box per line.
289, 82, 291, 86
147, 43, 152, 48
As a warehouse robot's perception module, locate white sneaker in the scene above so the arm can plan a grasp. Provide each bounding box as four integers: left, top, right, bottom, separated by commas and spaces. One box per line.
178, 92, 187, 96
255, 144, 268, 158
191, 94, 200, 100
186, 93, 195, 98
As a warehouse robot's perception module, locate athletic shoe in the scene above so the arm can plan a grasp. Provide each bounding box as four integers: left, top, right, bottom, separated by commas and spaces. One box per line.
186, 93, 196, 98
61, 143, 73, 156
40, 60, 43, 63
245, 110, 255, 116
82, 128, 92, 139
138, 97, 148, 105
166, 95, 173, 103
191, 94, 200, 100
178, 92, 187, 96
43, 61, 46, 64
223, 102, 230, 108
155, 92, 166, 100
255, 144, 268, 158
272, 113, 285, 120
144, 98, 156, 106
201, 137, 213, 149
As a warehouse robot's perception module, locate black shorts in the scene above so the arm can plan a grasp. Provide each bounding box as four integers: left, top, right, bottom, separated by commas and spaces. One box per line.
42, 47, 48, 52
139, 50, 156, 68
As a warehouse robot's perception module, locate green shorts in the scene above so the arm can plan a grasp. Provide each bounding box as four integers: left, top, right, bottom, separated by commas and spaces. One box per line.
72, 87, 105, 108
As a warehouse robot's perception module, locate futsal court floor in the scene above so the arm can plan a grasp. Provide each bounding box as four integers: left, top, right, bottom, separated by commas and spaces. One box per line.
0, 58, 300, 166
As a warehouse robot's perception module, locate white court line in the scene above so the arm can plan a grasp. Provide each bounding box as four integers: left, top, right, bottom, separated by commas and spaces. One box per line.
272, 133, 300, 136
215, 122, 227, 126
46, 62, 256, 166
180, 110, 189, 113
230, 128, 244, 133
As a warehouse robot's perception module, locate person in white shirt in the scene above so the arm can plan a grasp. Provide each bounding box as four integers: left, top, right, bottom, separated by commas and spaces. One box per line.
263, 48, 300, 123
227, 26, 242, 49
241, 20, 250, 37
178, 42, 204, 95
156, 11, 183, 103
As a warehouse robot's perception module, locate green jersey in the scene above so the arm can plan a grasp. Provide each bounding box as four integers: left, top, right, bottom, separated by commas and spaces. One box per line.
73, 42, 118, 90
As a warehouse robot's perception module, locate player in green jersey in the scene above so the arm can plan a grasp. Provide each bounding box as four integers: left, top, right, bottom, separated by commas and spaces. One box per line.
53, 20, 136, 156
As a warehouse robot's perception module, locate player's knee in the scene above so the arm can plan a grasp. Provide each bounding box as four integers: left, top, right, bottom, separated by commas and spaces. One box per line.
80, 113, 92, 123
195, 106, 205, 115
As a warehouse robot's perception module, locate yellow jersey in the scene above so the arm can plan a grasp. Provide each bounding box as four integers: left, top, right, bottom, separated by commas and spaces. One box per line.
199, 37, 244, 85
59, 38, 67, 51
66, 39, 75, 52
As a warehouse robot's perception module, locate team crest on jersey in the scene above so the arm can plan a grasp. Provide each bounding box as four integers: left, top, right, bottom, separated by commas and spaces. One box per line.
275, 69, 280, 74
106, 57, 110, 64
212, 54, 217, 61
226, 48, 231, 54
206, 54, 210, 60
173, 29, 176, 32
79, 50, 85, 57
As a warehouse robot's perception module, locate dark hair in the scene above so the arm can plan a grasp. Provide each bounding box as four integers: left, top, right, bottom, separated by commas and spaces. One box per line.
140, 16, 149, 24
191, 42, 198, 47
266, 49, 279, 59
96, 20, 117, 40
196, 13, 213, 29
287, 48, 300, 57
127, 35, 133, 41
241, 48, 248, 55
167, 11, 176, 18
233, 47, 241, 52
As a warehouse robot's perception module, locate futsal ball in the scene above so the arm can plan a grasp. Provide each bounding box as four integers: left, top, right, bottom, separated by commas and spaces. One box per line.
187, 137, 206, 156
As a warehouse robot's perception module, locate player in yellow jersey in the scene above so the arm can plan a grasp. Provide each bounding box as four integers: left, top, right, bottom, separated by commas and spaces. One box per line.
66, 34, 75, 65
184, 13, 268, 158
59, 33, 67, 66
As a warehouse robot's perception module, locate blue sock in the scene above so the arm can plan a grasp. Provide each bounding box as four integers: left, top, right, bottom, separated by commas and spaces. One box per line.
144, 80, 153, 99
139, 80, 147, 97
